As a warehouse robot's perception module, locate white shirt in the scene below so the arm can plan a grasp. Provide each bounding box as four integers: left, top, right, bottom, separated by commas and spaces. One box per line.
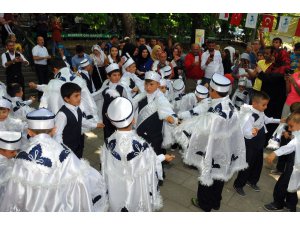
54, 103, 97, 143
1, 51, 28, 68
201, 50, 224, 79
274, 138, 296, 156
243, 106, 280, 139
32, 45, 49, 65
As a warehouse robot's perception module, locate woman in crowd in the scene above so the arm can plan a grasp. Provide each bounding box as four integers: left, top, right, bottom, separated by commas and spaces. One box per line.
171, 46, 185, 80
222, 48, 232, 74
90, 44, 108, 90
136, 44, 153, 80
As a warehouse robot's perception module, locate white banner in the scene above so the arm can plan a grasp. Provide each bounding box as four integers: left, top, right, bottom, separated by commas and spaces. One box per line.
219, 13, 229, 21
245, 13, 258, 29
278, 16, 291, 33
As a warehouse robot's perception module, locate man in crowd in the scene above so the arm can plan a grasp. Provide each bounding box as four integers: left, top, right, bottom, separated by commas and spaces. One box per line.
184, 43, 204, 92
201, 40, 224, 85
1, 40, 29, 98
32, 36, 51, 100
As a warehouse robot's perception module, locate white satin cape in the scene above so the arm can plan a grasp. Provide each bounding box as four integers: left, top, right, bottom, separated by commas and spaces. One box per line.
174, 96, 247, 186
0, 134, 108, 212
0, 155, 14, 204
101, 130, 163, 212
39, 67, 99, 131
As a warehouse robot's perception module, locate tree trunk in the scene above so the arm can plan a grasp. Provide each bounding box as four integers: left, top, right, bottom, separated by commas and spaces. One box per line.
120, 13, 136, 43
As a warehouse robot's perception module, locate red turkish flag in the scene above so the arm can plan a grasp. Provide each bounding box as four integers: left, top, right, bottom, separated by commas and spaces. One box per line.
261, 15, 275, 32
295, 19, 300, 37
230, 13, 243, 26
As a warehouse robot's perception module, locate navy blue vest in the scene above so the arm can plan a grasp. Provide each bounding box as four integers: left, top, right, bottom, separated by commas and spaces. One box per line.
59, 105, 82, 152
80, 72, 93, 93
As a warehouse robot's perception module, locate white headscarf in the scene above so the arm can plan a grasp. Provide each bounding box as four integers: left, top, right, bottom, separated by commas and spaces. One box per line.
91, 45, 106, 66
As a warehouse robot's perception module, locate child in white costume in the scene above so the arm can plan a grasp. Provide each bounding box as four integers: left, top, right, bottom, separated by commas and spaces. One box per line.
0, 131, 22, 203
29, 59, 99, 125
93, 63, 131, 140
231, 78, 250, 110
120, 53, 145, 98
0, 108, 108, 212
159, 65, 174, 101
267, 102, 300, 150
101, 97, 175, 212
133, 71, 177, 156
266, 112, 300, 211
177, 84, 211, 120
0, 97, 26, 132
7, 83, 35, 121
174, 73, 247, 212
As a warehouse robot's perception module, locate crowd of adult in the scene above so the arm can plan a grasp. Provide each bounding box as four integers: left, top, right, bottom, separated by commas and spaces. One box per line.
1, 13, 300, 138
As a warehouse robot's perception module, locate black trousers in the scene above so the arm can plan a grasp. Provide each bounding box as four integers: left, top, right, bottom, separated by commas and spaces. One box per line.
35, 64, 49, 99
197, 180, 225, 212
234, 129, 265, 187
276, 136, 290, 172
273, 152, 298, 210
73, 134, 85, 159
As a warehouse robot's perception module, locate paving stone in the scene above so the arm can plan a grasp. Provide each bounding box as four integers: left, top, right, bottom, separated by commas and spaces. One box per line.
165, 167, 192, 185
160, 199, 191, 212
160, 180, 196, 208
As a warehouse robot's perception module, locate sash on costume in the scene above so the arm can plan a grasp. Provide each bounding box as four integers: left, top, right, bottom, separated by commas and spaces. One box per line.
137, 99, 158, 128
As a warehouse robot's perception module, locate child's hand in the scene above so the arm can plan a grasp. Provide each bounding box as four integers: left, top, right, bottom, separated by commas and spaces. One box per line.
165, 116, 175, 124
282, 131, 291, 139
265, 152, 277, 165
28, 82, 37, 89
252, 128, 259, 136
96, 123, 105, 128
280, 118, 286, 123
131, 87, 139, 93
30, 96, 36, 102
164, 154, 175, 162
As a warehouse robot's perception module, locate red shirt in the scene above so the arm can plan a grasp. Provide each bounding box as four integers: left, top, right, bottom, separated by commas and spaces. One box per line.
184, 52, 204, 79
272, 48, 291, 74
51, 21, 62, 42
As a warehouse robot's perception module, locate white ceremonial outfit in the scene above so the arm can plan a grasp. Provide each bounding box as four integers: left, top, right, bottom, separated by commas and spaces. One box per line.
0, 82, 8, 98
133, 89, 177, 151
173, 92, 198, 114
101, 130, 164, 212
267, 123, 287, 149
0, 131, 22, 203
120, 71, 145, 98
174, 96, 247, 186
39, 67, 99, 123
0, 117, 26, 133
92, 81, 131, 123
178, 97, 211, 120
10, 96, 35, 121
274, 131, 300, 192
0, 133, 108, 212
0, 155, 14, 203
231, 89, 250, 110
238, 104, 280, 140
